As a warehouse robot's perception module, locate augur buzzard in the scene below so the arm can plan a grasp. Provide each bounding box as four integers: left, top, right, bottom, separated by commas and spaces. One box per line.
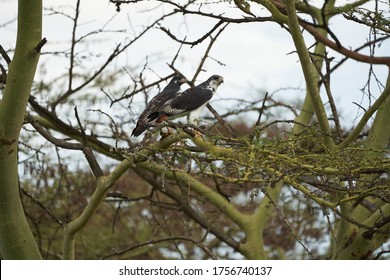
131, 74, 188, 137
151, 75, 224, 125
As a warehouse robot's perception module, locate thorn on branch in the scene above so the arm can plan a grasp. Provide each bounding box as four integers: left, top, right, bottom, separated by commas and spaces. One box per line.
34, 37, 47, 54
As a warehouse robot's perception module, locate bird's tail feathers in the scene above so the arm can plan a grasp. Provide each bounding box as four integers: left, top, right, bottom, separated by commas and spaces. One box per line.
131, 122, 147, 137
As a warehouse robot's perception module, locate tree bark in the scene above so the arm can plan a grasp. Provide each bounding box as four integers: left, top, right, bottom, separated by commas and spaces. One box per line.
0, 0, 43, 259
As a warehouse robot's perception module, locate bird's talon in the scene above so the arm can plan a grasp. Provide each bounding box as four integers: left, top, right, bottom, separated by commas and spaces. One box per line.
194, 130, 203, 138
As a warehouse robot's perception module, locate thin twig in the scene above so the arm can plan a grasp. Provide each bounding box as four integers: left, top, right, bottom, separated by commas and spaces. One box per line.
0, 44, 11, 64
20, 187, 64, 228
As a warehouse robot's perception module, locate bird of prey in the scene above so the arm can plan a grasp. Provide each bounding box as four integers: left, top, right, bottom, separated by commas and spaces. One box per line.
131, 74, 188, 137
150, 74, 224, 125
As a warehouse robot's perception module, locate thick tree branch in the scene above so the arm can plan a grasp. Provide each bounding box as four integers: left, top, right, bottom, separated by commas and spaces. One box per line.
132, 167, 240, 253
0, 0, 43, 260
285, 0, 335, 150
63, 157, 133, 259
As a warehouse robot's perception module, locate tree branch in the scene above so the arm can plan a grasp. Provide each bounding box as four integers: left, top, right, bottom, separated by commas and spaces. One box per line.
285, 0, 335, 149
300, 20, 390, 66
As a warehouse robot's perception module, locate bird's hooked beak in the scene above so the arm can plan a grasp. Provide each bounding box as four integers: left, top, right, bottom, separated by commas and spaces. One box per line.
217, 76, 224, 85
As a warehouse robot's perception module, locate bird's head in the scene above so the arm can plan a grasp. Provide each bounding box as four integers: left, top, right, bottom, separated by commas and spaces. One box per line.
207, 75, 224, 90
171, 74, 189, 85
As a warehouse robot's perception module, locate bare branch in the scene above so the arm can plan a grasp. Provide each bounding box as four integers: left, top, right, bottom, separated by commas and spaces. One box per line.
101, 235, 218, 260
0, 44, 11, 64
20, 187, 64, 228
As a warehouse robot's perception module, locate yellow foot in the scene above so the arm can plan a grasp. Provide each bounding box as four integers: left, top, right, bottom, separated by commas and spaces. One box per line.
194, 129, 203, 138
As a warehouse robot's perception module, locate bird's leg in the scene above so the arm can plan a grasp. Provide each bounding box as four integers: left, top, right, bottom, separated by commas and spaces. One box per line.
158, 116, 173, 138
188, 116, 204, 138
160, 127, 173, 138
194, 129, 204, 138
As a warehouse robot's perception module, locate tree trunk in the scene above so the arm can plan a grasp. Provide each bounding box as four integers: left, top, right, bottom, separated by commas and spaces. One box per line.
0, 0, 43, 259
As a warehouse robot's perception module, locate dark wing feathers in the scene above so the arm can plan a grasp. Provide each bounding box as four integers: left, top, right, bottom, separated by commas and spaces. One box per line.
170, 87, 213, 111
146, 111, 159, 122
131, 75, 186, 136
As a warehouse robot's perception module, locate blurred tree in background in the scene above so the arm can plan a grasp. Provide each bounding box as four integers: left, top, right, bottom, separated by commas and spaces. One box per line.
0, 0, 389, 259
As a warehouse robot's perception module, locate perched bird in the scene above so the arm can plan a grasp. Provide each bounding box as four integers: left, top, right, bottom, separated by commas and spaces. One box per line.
131, 74, 188, 137
151, 75, 224, 125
